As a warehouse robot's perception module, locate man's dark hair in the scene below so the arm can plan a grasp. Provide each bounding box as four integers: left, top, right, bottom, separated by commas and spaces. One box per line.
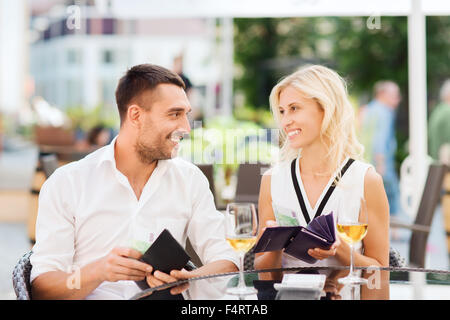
115, 64, 185, 125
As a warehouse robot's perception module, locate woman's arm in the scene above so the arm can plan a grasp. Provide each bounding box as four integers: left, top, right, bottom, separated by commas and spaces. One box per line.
253, 172, 283, 281
335, 167, 390, 267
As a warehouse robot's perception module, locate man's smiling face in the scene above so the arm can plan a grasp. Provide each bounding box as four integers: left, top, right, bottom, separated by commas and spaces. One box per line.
133, 83, 192, 164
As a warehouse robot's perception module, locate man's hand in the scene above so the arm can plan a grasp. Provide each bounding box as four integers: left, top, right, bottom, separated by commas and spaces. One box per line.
146, 268, 192, 295
99, 247, 153, 282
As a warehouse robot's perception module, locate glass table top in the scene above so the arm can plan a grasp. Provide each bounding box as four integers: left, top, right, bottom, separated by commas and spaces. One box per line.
130, 266, 450, 300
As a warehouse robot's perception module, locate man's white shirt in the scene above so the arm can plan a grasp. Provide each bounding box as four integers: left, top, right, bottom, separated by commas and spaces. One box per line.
30, 136, 239, 299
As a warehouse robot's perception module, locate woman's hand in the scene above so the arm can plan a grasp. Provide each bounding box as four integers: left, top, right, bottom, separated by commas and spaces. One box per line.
307, 238, 340, 261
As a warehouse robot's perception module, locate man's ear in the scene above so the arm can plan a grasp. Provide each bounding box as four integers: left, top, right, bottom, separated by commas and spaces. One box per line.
127, 104, 142, 128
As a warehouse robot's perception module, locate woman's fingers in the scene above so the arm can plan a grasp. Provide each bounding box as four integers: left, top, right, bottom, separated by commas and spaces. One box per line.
308, 246, 337, 260
262, 219, 279, 232
266, 220, 279, 227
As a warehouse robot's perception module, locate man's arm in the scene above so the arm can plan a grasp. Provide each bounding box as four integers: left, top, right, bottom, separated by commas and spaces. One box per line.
30, 167, 153, 299
145, 166, 239, 293
32, 247, 152, 300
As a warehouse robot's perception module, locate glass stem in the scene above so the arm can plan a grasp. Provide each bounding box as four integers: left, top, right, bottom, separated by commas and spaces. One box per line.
349, 243, 354, 277
239, 252, 246, 289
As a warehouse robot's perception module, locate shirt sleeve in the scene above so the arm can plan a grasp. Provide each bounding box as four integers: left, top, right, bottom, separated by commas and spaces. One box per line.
30, 167, 76, 283
186, 167, 239, 268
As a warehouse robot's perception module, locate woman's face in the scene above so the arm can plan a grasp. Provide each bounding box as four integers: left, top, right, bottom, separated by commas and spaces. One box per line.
278, 86, 324, 150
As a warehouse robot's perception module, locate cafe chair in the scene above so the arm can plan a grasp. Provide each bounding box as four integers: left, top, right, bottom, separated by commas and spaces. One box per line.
234, 163, 271, 274
40, 153, 59, 178
12, 251, 33, 300
390, 163, 447, 268
389, 247, 406, 267
196, 164, 219, 206
235, 163, 271, 205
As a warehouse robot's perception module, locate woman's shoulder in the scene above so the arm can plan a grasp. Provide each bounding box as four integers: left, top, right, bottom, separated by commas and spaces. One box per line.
362, 165, 384, 193
350, 158, 373, 169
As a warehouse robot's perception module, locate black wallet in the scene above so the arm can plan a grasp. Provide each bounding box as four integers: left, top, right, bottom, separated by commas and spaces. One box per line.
135, 229, 193, 290
253, 212, 336, 264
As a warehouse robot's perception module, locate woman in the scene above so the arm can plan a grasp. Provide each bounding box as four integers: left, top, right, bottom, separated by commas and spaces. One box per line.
255, 65, 390, 286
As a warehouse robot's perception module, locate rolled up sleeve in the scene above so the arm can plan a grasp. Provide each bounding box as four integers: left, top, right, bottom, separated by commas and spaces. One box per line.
30, 168, 76, 283
186, 168, 239, 268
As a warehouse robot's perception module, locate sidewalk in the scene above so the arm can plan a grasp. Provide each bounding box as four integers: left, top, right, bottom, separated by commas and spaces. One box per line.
0, 145, 37, 299
0, 223, 30, 299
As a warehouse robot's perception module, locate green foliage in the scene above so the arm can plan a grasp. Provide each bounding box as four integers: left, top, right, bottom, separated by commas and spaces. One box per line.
233, 105, 275, 128
178, 116, 278, 178
234, 18, 280, 109
426, 16, 450, 110
234, 16, 450, 170
66, 104, 119, 132
330, 17, 408, 97
234, 15, 450, 113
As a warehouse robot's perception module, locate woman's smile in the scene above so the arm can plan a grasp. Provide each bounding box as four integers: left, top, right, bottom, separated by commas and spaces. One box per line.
286, 129, 301, 140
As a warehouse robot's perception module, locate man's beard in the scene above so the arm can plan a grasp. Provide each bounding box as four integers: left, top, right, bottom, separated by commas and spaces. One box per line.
134, 135, 172, 165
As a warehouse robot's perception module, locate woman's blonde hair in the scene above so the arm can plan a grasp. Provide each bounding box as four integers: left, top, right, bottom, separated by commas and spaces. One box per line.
269, 64, 364, 175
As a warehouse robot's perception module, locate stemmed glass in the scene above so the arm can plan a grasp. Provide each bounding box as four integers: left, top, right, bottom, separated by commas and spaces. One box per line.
336, 196, 369, 285
224, 202, 259, 297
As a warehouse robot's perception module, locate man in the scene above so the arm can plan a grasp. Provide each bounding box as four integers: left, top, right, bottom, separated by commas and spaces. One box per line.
360, 81, 402, 216
30, 64, 238, 299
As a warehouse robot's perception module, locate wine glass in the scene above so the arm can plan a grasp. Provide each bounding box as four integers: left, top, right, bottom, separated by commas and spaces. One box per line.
336, 196, 369, 285
224, 202, 258, 297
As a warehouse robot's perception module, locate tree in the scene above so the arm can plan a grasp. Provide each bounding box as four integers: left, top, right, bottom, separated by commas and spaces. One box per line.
233, 16, 450, 167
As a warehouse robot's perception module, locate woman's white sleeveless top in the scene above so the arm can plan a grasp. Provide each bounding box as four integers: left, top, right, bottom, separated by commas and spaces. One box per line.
270, 156, 373, 270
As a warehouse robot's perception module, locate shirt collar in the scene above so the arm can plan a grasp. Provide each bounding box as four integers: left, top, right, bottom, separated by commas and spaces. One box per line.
96, 134, 118, 169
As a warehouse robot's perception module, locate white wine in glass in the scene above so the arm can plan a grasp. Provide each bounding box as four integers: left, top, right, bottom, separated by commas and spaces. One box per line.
225, 203, 258, 297
336, 196, 369, 286
336, 223, 368, 244
226, 237, 257, 253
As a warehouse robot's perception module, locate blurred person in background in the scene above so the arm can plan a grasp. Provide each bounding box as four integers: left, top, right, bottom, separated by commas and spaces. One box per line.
173, 54, 193, 95
75, 124, 113, 152
428, 79, 450, 161
172, 54, 203, 125
428, 79, 450, 253
360, 81, 402, 217
87, 125, 112, 147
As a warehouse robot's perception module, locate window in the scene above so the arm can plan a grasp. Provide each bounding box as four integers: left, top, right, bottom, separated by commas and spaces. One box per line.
67, 49, 82, 65
102, 49, 114, 64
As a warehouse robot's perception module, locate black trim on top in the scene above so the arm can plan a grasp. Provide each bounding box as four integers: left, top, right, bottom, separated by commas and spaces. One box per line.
290, 158, 355, 224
